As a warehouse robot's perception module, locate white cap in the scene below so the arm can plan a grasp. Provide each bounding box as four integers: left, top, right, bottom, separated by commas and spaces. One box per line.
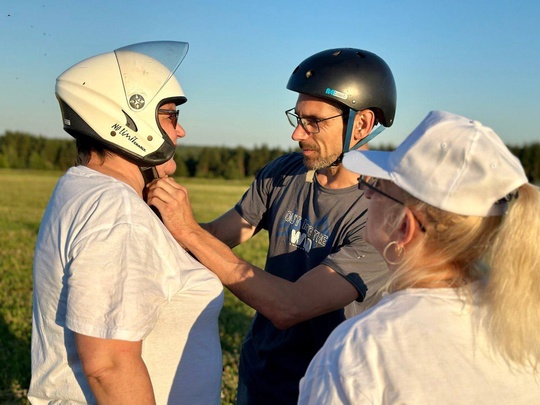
343, 110, 528, 216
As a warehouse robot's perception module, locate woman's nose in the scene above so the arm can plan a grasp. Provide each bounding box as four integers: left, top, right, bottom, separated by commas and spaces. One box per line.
176, 122, 186, 138
364, 187, 374, 199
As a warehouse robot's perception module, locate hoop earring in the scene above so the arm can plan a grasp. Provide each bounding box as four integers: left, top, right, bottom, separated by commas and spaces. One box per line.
383, 241, 405, 265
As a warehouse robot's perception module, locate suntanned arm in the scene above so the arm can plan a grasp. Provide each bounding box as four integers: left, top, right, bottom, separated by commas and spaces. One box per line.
147, 177, 359, 330
75, 333, 156, 405
200, 208, 258, 248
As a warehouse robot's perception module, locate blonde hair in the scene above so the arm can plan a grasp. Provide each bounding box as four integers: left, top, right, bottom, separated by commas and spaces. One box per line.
383, 183, 540, 369
483, 184, 540, 369
383, 199, 501, 291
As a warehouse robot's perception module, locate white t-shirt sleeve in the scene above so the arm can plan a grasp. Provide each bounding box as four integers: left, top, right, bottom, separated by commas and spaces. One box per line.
65, 221, 174, 341
299, 360, 354, 404
299, 319, 372, 405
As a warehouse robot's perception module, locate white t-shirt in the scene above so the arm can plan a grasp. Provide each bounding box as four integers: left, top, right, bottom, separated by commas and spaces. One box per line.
28, 166, 224, 404
299, 286, 540, 404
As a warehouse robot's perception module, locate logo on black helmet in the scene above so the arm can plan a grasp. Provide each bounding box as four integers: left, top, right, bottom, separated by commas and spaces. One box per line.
325, 88, 347, 100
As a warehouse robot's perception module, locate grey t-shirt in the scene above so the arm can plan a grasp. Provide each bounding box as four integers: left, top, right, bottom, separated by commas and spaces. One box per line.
235, 153, 389, 405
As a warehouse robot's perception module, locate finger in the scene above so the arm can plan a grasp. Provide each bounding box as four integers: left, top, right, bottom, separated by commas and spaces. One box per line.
147, 179, 188, 203
147, 176, 183, 193
147, 186, 187, 206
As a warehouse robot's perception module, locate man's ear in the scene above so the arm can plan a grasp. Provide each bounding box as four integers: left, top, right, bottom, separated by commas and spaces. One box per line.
352, 109, 376, 143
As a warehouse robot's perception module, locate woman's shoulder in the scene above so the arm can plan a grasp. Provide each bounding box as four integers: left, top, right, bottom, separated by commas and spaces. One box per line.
332, 288, 471, 343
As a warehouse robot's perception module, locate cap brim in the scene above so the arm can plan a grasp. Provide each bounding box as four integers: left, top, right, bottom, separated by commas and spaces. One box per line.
342, 150, 393, 180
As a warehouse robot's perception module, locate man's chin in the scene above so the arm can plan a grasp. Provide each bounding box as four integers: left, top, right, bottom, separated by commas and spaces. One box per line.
302, 156, 338, 171
302, 156, 318, 170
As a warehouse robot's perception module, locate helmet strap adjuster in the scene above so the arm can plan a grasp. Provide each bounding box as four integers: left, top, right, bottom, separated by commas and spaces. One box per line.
343, 108, 386, 154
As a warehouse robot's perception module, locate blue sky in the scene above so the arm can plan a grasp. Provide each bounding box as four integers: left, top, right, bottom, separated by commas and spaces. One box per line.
1, 0, 539, 150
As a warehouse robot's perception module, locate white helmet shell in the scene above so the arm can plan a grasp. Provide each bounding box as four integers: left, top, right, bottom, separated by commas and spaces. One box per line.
56, 41, 188, 166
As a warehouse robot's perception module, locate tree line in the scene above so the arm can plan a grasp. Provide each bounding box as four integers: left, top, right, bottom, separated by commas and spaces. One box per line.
1, 131, 539, 183
0, 131, 292, 179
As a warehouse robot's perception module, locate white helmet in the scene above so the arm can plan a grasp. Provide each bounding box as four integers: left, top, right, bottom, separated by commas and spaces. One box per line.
56, 41, 188, 166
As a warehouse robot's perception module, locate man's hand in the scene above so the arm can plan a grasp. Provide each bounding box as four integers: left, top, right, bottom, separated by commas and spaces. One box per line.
147, 177, 358, 329
145, 177, 199, 243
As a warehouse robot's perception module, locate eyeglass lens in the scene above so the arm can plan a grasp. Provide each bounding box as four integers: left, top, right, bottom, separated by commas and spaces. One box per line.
359, 176, 427, 232
286, 109, 318, 133
159, 109, 179, 127
359, 176, 378, 191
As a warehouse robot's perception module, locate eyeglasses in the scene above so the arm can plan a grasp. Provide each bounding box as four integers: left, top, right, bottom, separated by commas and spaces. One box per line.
359, 176, 426, 232
285, 108, 348, 134
158, 109, 179, 128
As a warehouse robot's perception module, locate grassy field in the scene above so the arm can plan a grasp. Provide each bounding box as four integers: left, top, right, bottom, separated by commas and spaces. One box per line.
0, 169, 264, 404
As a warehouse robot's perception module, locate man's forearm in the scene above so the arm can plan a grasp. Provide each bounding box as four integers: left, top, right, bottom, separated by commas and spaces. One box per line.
200, 208, 258, 248
178, 224, 303, 328
147, 177, 357, 328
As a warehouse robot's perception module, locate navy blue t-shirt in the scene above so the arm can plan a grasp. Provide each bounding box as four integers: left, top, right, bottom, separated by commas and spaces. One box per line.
235, 153, 389, 405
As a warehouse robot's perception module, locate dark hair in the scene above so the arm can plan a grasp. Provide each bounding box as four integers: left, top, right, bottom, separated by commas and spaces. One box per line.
74, 135, 113, 166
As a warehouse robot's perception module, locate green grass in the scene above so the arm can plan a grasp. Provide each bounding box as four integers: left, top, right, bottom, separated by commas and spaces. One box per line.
0, 169, 262, 404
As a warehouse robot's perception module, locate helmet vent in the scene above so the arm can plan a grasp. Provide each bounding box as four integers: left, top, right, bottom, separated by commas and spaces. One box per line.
305, 70, 315, 79
332, 50, 342, 57
356, 51, 366, 58
123, 111, 138, 131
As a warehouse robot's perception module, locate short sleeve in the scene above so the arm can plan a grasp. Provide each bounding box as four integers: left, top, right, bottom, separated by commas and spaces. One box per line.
299, 319, 374, 404
65, 222, 172, 341
322, 210, 388, 305
235, 153, 305, 229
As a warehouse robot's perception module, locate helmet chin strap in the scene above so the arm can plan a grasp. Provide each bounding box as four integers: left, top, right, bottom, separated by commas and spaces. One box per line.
331, 108, 386, 166
140, 166, 159, 186
140, 166, 163, 221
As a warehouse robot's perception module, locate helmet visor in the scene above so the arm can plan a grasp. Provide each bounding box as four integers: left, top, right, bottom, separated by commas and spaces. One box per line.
114, 41, 188, 111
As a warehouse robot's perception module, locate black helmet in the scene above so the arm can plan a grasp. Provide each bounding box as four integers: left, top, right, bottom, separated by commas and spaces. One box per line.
286, 48, 396, 127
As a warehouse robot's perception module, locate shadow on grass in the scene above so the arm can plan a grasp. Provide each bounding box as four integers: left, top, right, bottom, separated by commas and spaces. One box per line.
218, 292, 254, 405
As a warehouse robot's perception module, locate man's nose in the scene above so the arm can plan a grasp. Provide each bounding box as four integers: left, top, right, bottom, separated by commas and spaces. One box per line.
291, 124, 310, 141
